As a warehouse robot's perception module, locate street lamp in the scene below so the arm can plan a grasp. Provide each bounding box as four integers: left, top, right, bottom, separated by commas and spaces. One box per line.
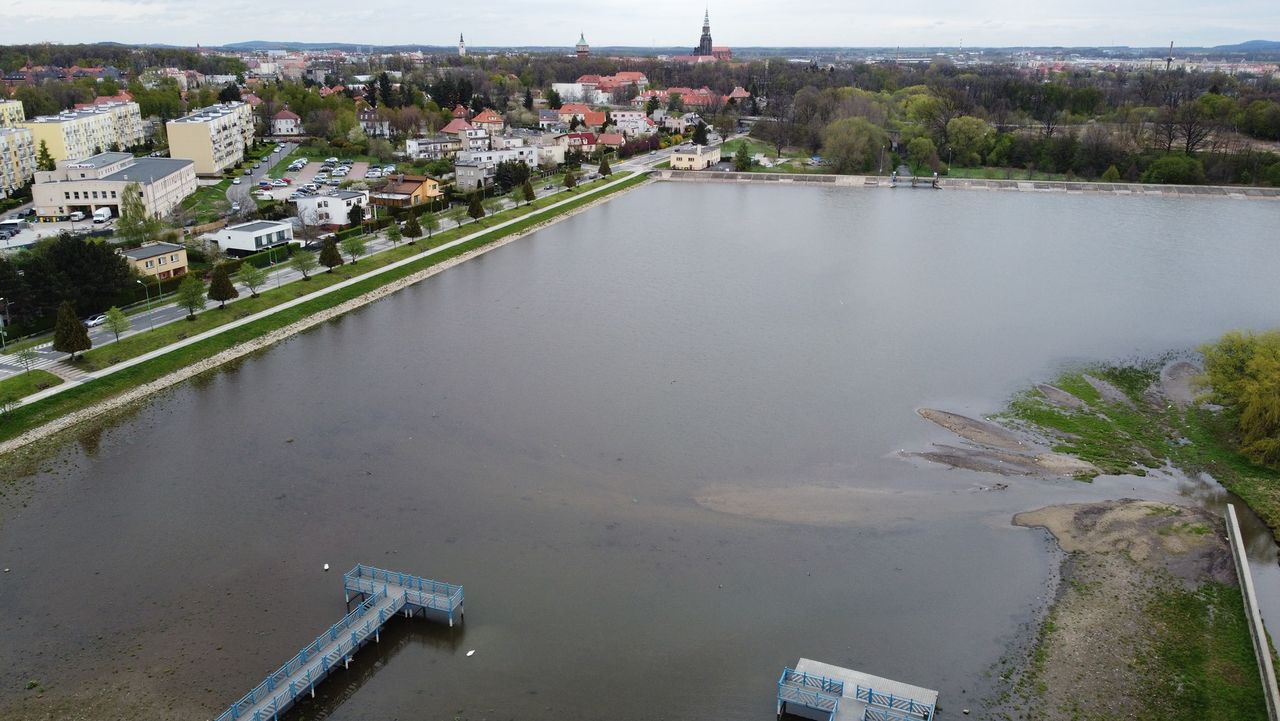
137, 279, 152, 329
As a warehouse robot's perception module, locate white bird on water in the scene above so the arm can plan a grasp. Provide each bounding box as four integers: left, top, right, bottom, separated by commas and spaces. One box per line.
323, 563, 330, 572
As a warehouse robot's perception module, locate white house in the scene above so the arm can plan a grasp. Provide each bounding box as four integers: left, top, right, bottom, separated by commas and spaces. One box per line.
456, 146, 540, 169
213, 220, 294, 256
670, 143, 722, 171
293, 189, 369, 227
406, 134, 461, 160
271, 109, 302, 136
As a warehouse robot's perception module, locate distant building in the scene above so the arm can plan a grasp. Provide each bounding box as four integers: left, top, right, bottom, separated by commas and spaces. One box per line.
0, 99, 26, 128
405, 133, 461, 160
670, 143, 721, 170
32, 152, 197, 221
0, 127, 35, 198
369, 174, 442, 209
672, 10, 731, 63
22, 102, 144, 161
121, 242, 188, 280
694, 9, 714, 56
459, 33, 466, 57
576, 33, 590, 59
271, 108, 302, 136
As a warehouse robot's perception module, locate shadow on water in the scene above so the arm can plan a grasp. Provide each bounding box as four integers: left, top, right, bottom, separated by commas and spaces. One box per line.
290, 617, 467, 720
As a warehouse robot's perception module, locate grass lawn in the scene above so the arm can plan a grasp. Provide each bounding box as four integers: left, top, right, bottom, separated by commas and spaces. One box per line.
180, 179, 232, 225
0, 173, 648, 443
944, 166, 1075, 182
0, 370, 63, 400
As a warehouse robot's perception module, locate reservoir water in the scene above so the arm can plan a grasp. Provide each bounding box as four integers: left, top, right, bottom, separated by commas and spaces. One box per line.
1, 182, 1278, 719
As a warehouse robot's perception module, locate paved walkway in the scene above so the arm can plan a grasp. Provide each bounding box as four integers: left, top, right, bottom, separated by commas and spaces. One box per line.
9, 171, 646, 411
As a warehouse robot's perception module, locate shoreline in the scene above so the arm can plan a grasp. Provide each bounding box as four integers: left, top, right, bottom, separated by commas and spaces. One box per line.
0, 177, 652, 459
659, 169, 1280, 199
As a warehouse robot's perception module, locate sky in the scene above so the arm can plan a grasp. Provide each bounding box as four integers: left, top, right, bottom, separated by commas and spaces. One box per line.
5, 0, 1279, 48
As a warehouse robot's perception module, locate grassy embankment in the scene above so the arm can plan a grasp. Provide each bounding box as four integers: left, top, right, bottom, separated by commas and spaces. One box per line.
179, 179, 232, 225
0, 371, 62, 400
1000, 363, 1280, 537
0, 173, 647, 445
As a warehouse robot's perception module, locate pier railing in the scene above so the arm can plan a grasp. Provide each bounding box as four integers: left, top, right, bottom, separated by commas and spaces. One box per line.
215, 587, 401, 721
777, 667, 842, 716
864, 706, 922, 721
856, 685, 934, 720
344, 564, 464, 612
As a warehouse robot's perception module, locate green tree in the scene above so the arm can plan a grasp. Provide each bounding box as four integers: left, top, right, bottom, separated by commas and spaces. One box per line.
176, 275, 206, 320
319, 238, 344, 272
339, 235, 367, 263
52, 301, 91, 360
446, 206, 467, 229
564, 171, 578, 190
1101, 165, 1121, 182
1141, 154, 1205, 185
482, 196, 503, 218
945, 116, 994, 167
15, 347, 39, 374
907, 137, 939, 174
546, 88, 562, 110
114, 181, 163, 246
236, 262, 269, 298
821, 117, 889, 174
422, 212, 439, 238
522, 179, 536, 204
692, 122, 709, 145
386, 222, 402, 248
667, 93, 684, 113
1201, 330, 1280, 465
290, 250, 318, 280
467, 193, 486, 223
523, 88, 534, 111
645, 96, 661, 115
347, 203, 364, 227
103, 306, 129, 342
733, 142, 753, 172
599, 156, 612, 176
402, 214, 422, 242
207, 263, 238, 308
35, 140, 55, 172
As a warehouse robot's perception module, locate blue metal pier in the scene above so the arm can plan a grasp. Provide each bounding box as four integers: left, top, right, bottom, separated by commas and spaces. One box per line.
777, 658, 937, 721
213, 564, 463, 721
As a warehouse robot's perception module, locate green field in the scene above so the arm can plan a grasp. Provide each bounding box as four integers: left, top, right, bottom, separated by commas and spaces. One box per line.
179, 179, 232, 224
0, 370, 63, 402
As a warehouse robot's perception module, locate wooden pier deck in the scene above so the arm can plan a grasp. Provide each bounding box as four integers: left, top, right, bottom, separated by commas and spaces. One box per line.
778, 658, 937, 721
214, 564, 463, 721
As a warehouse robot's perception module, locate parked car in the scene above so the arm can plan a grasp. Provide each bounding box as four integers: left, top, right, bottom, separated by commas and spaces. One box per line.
0, 229, 15, 240
243, 168, 252, 175
271, 179, 287, 187
327, 179, 341, 186
543, 184, 553, 190
340, 159, 354, 166
382, 165, 396, 173
232, 178, 242, 185
281, 177, 293, 184
84, 314, 107, 328
253, 162, 262, 169
324, 157, 339, 163
231, 202, 242, 212
366, 170, 382, 179
69, 211, 86, 221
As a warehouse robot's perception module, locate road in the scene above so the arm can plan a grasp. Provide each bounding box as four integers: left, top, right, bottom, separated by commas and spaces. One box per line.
225, 142, 298, 216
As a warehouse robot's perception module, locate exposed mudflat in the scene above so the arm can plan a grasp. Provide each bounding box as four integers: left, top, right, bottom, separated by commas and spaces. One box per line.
916, 408, 1036, 453
911, 407, 1099, 477
1161, 360, 1202, 407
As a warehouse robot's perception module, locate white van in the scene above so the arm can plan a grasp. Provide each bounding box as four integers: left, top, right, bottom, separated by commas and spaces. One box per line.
68, 211, 85, 222
92, 208, 112, 223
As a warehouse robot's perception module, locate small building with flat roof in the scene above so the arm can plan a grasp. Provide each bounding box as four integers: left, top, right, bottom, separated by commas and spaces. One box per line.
121, 241, 188, 280
213, 219, 294, 256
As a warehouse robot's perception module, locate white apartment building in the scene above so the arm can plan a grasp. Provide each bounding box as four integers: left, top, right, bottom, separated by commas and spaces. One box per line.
456, 146, 540, 169
31, 151, 197, 220
22, 102, 145, 161
0, 127, 35, 197
166, 102, 256, 175
0, 99, 25, 128
292, 189, 368, 227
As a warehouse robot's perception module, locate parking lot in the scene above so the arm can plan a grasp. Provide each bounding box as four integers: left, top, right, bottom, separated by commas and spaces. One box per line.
251, 159, 382, 203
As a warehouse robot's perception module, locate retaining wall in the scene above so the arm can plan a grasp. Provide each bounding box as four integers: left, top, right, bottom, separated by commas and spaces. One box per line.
1227, 503, 1280, 721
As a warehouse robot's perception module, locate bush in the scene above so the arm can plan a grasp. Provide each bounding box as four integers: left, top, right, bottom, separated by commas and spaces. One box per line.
1141, 154, 1205, 185
1101, 165, 1121, 182
1265, 162, 1280, 187
1201, 330, 1280, 466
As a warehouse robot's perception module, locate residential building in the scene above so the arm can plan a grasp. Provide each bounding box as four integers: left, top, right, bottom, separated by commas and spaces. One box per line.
272, 108, 302, 136
369, 174, 441, 209
0, 127, 35, 197
457, 146, 539, 169
121, 242, 188, 279
537, 109, 562, 130
293, 189, 368, 227
166, 101, 255, 175
0, 99, 25, 127
31, 151, 197, 220
471, 108, 505, 135
22, 102, 144, 162
358, 109, 391, 138
565, 132, 598, 154
597, 132, 625, 150
670, 143, 721, 170
453, 162, 495, 191
212, 220, 294, 256
405, 133, 461, 160
441, 118, 489, 151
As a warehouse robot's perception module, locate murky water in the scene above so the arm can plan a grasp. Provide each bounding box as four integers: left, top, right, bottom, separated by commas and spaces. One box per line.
1, 183, 1278, 719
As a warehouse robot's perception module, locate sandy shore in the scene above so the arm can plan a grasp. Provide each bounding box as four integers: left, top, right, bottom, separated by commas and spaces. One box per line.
0, 180, 650, 461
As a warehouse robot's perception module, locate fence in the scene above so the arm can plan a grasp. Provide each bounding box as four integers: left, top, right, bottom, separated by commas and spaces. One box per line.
1227, 503, 1280, 721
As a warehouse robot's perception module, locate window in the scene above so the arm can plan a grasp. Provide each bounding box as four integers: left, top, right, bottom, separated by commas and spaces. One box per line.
170, 254, 178, 262
111, 191, 117, 198
92, 191, 99, 199
145, 260, 154, 268
73, 192, 80, 199
64, 192, 70, 200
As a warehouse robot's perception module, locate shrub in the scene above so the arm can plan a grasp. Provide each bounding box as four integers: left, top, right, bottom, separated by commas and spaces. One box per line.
1141, 154, 1205, 185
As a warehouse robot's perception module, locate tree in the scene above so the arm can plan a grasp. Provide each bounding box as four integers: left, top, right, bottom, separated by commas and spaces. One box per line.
53, 301, 91, 360
564, 171, 578, 190
340, 235, 367, 263
319, 238, 344, 271
494, 159, 531, 192
667, 93, 684, 113
402, 215, 422, 242
115, 182, 162, 246
945, 116, 994, 167
207, 263, 238, 308
236, 262, 269, 298
1201, 330, 1280, 466
692, 121, 709, 146
15, 347, 39, 374
22, 234, 133, 317
523, 88, 534, 111
467, 193, 485, 223
347, 203, 364, 228
387, 222, 403, 248
1101, 165, 1121, 182
645, 96, 661, 115
1142, 154, 1205, 185
733, 142, 752, 172
290, 250, 319, 280
907, 137, 939, 174
546, 88, 562, 110
822, 118, 889, 174
522, 179, 536, 204
599, 156, 612, 176
103, 306, 129, 342
482, 196, 503, 218
218, 83, 242, 103
36, 140, 55, 172
445, 206, 467, 229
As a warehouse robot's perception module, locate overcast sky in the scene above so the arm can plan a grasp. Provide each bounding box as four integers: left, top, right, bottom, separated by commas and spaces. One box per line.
6, 0, 1278, 48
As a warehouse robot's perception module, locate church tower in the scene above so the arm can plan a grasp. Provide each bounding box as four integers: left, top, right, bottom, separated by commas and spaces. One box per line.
694, 9, 714, 56
458, 33, 466, 57
576, 32, 590, 58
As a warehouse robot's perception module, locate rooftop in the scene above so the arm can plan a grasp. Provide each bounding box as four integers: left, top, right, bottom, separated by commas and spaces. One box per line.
121, 242, 184, 260
101, 158, 194, 184
68, 151, 133, 169
171, 102, 248, 123
226, 220, 290, 233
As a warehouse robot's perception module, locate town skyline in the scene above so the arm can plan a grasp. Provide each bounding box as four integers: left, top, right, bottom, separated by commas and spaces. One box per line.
5, 0, 1279, 50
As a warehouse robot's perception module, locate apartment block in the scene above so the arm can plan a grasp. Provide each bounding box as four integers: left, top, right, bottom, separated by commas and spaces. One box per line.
0, 99, 26, 128
0, 127, 36, 197
32, 151, 196, 220
22, 102, 144, 161
166, 102, 255, 175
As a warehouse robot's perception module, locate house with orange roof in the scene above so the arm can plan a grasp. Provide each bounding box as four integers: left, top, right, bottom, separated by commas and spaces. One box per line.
272, 108, 302, 136
471, 108, 505, 135
441, 118, 489, 150
451, 104, 470, 119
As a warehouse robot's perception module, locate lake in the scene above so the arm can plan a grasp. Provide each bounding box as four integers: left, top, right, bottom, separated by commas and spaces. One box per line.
1, 181, 1278, 720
